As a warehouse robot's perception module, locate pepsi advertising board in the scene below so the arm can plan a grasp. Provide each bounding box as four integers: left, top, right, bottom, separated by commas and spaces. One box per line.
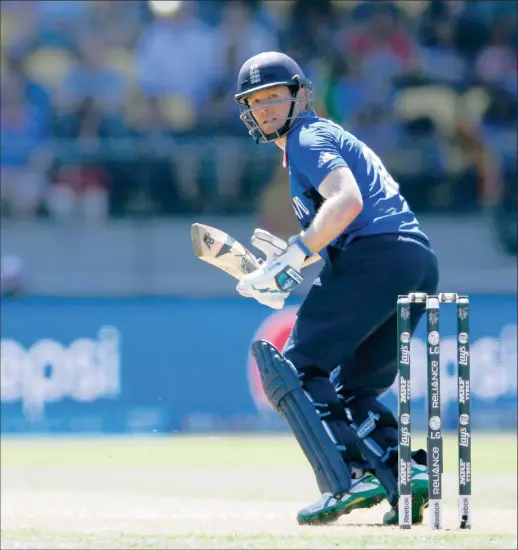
1, 296, 516, 434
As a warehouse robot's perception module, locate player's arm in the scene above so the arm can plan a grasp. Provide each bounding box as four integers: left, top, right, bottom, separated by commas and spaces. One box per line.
289, 235, 322, 267
299, 167, 363, 254
301, 252, 322, 267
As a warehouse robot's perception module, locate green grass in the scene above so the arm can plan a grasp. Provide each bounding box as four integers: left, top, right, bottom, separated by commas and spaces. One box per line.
2, 432, 515, 472
1, 433, 516, 549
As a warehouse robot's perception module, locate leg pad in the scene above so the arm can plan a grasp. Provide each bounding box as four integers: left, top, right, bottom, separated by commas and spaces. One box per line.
252, 340, 351, 495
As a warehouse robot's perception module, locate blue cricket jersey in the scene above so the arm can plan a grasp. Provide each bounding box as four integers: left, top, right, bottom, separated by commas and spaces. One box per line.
285, 110, 429, 263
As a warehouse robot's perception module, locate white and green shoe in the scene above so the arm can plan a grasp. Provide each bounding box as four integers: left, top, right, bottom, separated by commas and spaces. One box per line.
297, 473, 387, 526
383, 463, 429, 525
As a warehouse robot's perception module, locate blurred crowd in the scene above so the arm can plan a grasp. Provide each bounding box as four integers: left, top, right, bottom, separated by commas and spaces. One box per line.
0, 0, 516, 252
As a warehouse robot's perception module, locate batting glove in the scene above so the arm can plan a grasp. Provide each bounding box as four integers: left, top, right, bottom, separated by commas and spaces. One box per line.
237, 237, 310, 296
234, 229, 289, 309
250, 228, 289, 263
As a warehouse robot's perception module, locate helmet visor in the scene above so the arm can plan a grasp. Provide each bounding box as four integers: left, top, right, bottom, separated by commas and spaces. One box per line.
237, 87, 313, 143
239, 95, 299, 143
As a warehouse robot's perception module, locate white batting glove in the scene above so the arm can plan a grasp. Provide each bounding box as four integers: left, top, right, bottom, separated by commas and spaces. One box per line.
250, 228, 288, 263
236, 277, 288, 309
237, 237, 310, 296
235, 229, 290, 310
253, 229, 321, 269
244, 289, 288, 309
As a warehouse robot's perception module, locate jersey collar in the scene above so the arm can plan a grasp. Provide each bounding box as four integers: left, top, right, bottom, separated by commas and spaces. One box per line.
282, 110, 317, 168
292, 109, 317, 129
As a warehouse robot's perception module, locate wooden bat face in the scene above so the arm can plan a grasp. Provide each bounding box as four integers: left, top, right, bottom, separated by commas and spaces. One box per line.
191, 223, 261, 280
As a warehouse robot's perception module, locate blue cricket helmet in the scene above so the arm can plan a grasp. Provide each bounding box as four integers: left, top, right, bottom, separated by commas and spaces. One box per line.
234, 51, 313, 143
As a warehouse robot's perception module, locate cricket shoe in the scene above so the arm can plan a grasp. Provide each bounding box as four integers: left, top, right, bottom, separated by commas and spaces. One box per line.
383, 462, 429, 525
297, 473, 386, 526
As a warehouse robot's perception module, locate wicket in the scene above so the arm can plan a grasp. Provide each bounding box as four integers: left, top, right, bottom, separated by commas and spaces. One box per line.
397, 292, 472, 531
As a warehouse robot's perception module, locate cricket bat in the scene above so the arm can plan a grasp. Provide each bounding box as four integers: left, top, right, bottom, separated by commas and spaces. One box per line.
191, 223, 321, 281
191, 223, 261, 280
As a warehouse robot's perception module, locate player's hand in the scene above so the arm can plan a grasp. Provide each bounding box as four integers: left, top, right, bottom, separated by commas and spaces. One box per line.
250, 228, 288, 263
237, 284, 288, 309
237, 238, 308, 295
252, 229, 321, 270
236, 281, 288, 309
236, 229, 290, 309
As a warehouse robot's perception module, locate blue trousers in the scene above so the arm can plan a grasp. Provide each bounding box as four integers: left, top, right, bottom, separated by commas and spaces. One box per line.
283, 233, 439, 471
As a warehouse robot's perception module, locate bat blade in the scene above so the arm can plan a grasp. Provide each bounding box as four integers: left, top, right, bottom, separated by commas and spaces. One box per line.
191, 223, 261, 280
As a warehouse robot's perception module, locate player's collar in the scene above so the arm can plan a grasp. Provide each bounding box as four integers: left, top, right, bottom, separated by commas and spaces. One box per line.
294, 109, 317, 127
282, 110, 317, 169
286, 109, 317, 138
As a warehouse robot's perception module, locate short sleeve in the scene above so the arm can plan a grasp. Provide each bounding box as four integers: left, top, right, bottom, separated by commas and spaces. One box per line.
289, 130, 348, 190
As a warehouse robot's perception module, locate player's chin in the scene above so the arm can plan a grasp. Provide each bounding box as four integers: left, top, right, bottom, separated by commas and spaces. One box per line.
261, 122, 283, 136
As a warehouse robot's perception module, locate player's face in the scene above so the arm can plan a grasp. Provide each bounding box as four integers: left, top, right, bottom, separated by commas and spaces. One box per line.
246, 86, 294, 135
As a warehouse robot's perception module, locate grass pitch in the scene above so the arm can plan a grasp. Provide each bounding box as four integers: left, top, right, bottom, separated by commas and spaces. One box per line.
1, 433, 516, 549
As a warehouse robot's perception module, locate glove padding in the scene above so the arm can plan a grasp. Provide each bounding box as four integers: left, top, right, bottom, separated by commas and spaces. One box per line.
237, 233, 307, 299
251, 229, 289, 263
238, 286, 287, 309
237, 229, 290, 310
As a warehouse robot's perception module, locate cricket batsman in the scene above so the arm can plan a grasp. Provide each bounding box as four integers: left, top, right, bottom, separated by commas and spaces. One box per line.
234, 52, 439, 526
